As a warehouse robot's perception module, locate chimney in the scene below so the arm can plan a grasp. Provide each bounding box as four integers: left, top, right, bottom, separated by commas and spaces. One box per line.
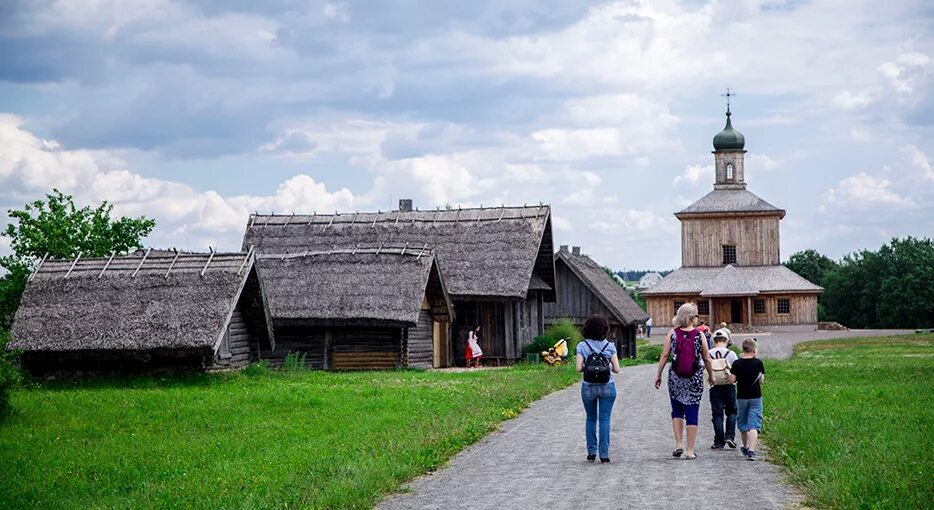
559, 245, 569, 252
572, 246, 581, 256
399, 199, 413, 212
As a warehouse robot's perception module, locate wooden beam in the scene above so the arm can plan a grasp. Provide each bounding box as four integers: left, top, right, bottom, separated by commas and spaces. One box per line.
237, 245, 254, 277
165, 248, 182, 279
416, 243, 429, 261
400, 242, 409, 256
98, 251, 116, 279
131, 248, 151, 278
64, 251, 83, 279
28, 252, 49, 282
200, 247, 215, 277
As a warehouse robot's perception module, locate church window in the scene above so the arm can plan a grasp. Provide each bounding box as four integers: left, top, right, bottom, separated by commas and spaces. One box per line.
673, 300, 685, 314
754, 299, 766, 314
777, 298, 790, 314
722, 245, 737, 265
697, 301, 710, 315
726, 162, 734, 180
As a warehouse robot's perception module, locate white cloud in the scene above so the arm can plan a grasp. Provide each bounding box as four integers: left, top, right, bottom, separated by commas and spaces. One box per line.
673, 164, 710, 187
878, 50, 931, 94
822, 173, 916, 210
902, 144, 934, 181
832, 89, 874, 110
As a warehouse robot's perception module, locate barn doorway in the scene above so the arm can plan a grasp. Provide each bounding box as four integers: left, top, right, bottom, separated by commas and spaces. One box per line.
730, 299, 743, 324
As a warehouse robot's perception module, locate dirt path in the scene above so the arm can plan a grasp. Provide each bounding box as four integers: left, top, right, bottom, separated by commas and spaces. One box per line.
379, 364, 801, 510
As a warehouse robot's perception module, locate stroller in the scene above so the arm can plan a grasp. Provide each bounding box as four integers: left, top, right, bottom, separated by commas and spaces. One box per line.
542, 338, 569, 366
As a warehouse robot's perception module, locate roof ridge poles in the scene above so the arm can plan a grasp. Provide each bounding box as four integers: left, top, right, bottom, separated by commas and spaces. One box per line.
394, 211, 401, 226
307, 211, 316, 225
325, 213, 336, 230
352, 243, 359, 255
372, 213, 379, 227
165, 248, 182, 279
376, 242, 383, 255
328, 245, 336, 255
249, 214, 256, 229
416, 242, 429, 260
200, 247, 216, 277
237, 245, 255, 276
131, 248, 152, 278
28, 252, 49, 282
280, 248, 290, 260
284, 213, 294, 226
64, 251, 83, 279
98, 251, 116, 279
497, 205, 505, 223
400, 242, 409, 256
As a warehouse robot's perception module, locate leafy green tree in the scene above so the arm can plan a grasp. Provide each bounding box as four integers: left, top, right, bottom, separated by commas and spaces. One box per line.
0, 189, 155, 328
784, 249, 838, 286
822, 237, 934, 329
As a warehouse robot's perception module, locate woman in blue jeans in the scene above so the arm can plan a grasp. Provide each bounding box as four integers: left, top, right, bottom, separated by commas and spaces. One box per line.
575, 315, 622, 463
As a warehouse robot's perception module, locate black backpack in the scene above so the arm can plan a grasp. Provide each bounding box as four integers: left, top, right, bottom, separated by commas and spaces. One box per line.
582, 340, 611, 384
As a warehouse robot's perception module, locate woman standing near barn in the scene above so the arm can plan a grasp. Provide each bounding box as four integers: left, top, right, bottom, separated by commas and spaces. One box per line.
466, 325, 483, 368
654, 303, 715, 460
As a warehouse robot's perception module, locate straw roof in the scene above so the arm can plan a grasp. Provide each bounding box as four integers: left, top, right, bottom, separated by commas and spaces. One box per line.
555, 250, 650, 325
256, 246, 453, 327
9, 250, 259, 352
677, 189, 785, 217
241, 205, 556, 301
641, 265, 823, 296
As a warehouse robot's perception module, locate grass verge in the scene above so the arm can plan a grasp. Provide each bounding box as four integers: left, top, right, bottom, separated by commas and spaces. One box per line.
0, 364, 578, 510
765, 334, 934, 510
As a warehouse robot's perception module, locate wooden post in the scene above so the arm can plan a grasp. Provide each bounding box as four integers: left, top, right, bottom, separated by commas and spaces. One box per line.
98, 251, 116, 279
236, 246, 254, 277
747, 296, 753, 327
131, 248, 150, 278
64, 251, 83, 279
708, 298, 713, 323
165, 248, 182, 279
400, 242, 409, 255
323, 330, 333, 370
28, 252, 49, 282
200, 247, 215, 277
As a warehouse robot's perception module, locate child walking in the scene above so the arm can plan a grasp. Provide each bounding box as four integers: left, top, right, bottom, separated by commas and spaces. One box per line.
708, 329, 738, 449
730, 338, 765, 461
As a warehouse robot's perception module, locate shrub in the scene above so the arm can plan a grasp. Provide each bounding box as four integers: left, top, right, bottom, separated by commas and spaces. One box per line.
284, 351, 307, 372
243, 360, 269, 376
0, 330, 22, 418
637, 342, 663, 363
545, 319, 583, 355
523, 335, 556, 355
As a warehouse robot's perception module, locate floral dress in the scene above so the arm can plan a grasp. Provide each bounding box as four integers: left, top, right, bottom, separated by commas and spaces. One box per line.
667, 329, 705, 405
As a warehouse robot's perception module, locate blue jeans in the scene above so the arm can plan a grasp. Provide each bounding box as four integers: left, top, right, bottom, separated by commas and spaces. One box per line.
737, 398, 763, 432
709, 385, 737, 444
581, 382, 617, 458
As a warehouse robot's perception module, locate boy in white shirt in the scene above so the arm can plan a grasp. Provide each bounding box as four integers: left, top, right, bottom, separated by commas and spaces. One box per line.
709, 329, 738, 449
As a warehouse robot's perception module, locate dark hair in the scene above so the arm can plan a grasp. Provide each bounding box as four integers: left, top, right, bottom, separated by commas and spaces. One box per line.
582, 315, 610, 340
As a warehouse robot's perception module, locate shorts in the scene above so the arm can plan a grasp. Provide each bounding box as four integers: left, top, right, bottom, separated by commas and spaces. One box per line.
670, 398, 700, 426
737, 398, 763, 432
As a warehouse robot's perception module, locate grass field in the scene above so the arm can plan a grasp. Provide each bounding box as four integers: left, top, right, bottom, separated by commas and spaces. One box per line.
765, 334, 934, 510
0, 364, 580, 510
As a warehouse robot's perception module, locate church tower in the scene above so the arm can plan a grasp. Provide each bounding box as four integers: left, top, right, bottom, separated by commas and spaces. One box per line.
712, 104, 747, 190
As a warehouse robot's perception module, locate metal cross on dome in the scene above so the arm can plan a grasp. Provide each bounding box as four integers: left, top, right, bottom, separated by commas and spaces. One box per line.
721, 88, 736, 113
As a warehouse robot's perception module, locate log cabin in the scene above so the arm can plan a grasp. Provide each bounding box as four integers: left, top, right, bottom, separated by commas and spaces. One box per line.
641, 107, 822, 329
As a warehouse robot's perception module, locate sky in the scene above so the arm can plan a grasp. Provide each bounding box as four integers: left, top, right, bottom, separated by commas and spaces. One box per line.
1, 0, 932, 271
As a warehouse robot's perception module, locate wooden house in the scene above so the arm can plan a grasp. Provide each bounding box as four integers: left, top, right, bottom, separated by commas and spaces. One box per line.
641, 108, 822, 328
253, 246, 454, 369
9, 249, 274, 373
544, 246, 650, 358
242, 201, 556, 366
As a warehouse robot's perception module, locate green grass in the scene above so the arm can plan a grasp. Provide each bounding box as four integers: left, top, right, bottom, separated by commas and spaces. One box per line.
0, 364, 579, 510
765, 334, 934, 510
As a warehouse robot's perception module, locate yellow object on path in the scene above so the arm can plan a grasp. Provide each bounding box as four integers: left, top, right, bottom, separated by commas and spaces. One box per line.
541, 338, 568, 366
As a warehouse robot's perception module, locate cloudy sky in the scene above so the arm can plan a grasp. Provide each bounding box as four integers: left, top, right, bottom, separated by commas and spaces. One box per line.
1, 0, 932, 270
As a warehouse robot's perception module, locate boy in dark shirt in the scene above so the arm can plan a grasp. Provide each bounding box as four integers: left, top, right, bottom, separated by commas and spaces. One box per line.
730, 338, 765, 461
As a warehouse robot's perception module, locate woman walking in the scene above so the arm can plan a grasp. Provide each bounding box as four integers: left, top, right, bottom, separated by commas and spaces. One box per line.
576, 315, 622, 463
466, 325, 483, 368
654, 303, 715, 460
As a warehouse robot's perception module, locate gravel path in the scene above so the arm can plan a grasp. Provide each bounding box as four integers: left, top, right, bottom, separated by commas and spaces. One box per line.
379, 363, 801, 510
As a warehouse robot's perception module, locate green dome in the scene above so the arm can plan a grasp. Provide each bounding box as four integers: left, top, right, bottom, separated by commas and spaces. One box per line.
713, 112, 745, 150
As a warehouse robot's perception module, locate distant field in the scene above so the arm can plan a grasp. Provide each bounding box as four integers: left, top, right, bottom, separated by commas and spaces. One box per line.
0, 364, 579, 510
766, 334, 934, 510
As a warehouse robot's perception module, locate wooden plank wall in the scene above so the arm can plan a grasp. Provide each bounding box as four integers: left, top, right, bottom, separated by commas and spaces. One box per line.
332, 328, 399, 370
509, 292, 543, 359
264, 325, 327, 368
681, 216, 781, 267
752, 294, 818, 325
407, 309, 434, 368
451, 300, 506, 364
646, 294, 818, 327
226, 308, 252, 367
544, 261, 618, 326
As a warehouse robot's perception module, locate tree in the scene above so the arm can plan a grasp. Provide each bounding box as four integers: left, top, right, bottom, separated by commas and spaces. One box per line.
0, 189, 155, 328
784, 249, 838, 286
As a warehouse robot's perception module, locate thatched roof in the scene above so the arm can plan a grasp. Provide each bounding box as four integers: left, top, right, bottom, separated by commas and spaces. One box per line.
641, 265, 823, 296
555, 249, 650, 325
241, 205, 556, 301
256, 246, 453, 327
9, 249, 261, 352
676, 189, 785, 218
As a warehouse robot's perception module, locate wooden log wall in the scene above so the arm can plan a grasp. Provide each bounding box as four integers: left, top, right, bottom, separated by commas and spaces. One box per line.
751, 294, 818, 325
680, 216, 781, 267
264, 325, 327, 368
646, 294, 819, 327
544, 261, 617, 325
332, 328, 399, 370
407, 309, 434, 369
225, 308, 252, 367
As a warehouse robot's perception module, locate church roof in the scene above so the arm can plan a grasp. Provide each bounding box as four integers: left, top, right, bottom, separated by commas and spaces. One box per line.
677, 189, 785, 216
640, 265, 822, 296
713, 111, 745, 151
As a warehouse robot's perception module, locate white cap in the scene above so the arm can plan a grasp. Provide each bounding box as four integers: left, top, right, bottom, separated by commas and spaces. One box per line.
713, 328, 730, 340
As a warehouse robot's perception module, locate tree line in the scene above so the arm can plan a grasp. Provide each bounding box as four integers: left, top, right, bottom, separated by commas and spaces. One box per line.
784, 238, 934, 329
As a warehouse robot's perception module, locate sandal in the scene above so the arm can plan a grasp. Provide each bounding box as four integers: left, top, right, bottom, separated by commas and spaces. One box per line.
672, 448, 683, 458
684, 453, 697, 460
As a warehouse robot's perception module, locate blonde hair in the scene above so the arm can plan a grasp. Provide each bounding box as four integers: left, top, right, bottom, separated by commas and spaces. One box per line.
742, 338, 758, 353
672, 302, 699, 329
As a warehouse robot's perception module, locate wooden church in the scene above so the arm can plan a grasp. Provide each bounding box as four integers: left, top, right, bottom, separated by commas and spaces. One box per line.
642, 105, 822, 329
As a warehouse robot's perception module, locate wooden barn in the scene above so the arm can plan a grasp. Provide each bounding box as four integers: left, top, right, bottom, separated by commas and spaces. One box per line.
254, 246, 454, 369
641, 107, 822, 329
544, 246, 650, 358
242, 201, 556, 366
8, 249, 274, 373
